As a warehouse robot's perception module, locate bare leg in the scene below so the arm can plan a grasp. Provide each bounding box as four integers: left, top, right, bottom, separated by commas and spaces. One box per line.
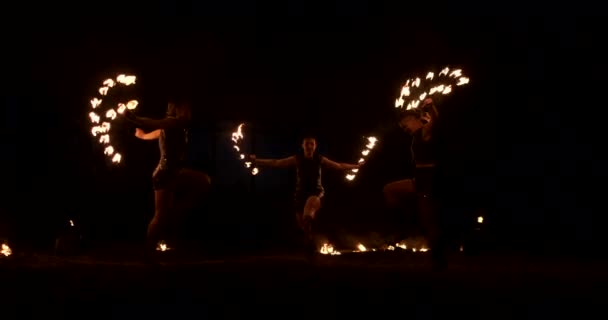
302, 196, 322, 239
172, 169, 211, 223
147, 189, 174, 250
417, 194, 438, 248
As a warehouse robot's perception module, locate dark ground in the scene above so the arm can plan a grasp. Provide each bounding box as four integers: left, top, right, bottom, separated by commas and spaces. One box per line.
1, 247, 607, 318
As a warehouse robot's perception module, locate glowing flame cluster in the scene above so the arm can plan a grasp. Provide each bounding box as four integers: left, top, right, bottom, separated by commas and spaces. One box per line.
318, 241, 429, 255
395, 67, 469, 110
319, 243, 341, 255
88, 74, 138, 164
346, 136, 378, 181
231, 123, 259, 175
1, 243, 11, 257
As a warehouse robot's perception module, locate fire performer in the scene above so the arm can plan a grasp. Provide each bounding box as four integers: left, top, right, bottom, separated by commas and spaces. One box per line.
122, 101, 211, 254
249, 135, 360, 255
393, 97, 448, 270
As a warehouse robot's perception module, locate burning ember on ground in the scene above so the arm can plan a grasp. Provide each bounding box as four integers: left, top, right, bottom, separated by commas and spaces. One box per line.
89, 74, 138, 165
156, 240, 171, 252
318, 240, 430, 255
346, 136, 377, 181
1, 243, 12, 257
319, 243, 341, 255
231, 123, 259, 175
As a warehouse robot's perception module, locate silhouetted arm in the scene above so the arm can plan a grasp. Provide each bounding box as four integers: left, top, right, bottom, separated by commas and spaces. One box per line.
253, 156, 297, 168
321, 156, 360, 170
124, 110, 182, 130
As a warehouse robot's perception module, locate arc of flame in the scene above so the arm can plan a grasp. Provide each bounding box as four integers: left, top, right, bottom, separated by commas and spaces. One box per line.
231, 123, 258, 175
346, 136, 377, 181
426, 72, 434, 80
439, 67, 449, 76
90, 75, 140, 165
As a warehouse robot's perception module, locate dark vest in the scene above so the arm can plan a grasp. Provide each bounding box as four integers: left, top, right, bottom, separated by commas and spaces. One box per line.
158, 117, 189, 169
295, 153, 324, 194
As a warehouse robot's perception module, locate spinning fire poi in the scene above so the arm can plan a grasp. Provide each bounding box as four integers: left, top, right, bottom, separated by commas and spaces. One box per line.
88, 74, 138, 164
345, 136, 378, 181
394, 66, 469, 111
231, 123, 259, 175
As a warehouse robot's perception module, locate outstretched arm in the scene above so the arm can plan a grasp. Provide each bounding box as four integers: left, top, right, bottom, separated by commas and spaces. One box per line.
321, 156, 360, 170
135, 128, 161, 140
123, 110, 182, 130
251, 155, 296, 168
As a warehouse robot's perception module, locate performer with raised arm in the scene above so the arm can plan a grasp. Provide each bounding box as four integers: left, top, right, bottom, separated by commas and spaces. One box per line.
122, 101, 211, 255
249, 135, 360, 256
393, 97, 448, 270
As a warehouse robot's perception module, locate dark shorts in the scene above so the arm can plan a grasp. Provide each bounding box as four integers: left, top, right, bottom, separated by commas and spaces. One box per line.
294, 190, 324, 213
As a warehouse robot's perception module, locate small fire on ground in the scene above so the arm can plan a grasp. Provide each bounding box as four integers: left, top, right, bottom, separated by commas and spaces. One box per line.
319, 240, 429, 255
156, 240, 171, 252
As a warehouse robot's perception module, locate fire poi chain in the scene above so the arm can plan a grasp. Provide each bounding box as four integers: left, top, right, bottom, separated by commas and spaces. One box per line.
231, 123, 259, 175
88, 74, 138, 164
395, 67, 469, 110
345, 136, 377, 181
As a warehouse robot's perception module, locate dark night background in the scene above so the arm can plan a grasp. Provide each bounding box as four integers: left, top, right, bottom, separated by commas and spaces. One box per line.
1, 4, 604, 256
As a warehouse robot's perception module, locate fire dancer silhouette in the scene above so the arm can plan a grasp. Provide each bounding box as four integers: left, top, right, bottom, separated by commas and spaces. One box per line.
249, 135, 360, 257
122, 101, 211, 255
391, 97, 448, 270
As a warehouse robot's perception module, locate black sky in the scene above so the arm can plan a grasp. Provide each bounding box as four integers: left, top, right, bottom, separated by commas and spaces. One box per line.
2, 4, 605, 247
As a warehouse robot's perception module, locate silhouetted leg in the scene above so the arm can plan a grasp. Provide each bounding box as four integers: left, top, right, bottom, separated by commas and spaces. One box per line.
147, 189, 174, 251
168, 169, 212, 244
383, 179, 416, 242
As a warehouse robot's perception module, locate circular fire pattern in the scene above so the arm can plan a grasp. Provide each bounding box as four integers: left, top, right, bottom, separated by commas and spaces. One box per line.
88, 74, 138, 164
